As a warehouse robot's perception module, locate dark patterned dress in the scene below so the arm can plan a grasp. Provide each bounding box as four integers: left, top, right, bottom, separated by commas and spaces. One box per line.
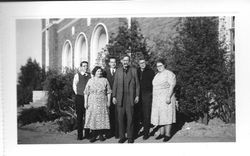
84, 77, 112, 130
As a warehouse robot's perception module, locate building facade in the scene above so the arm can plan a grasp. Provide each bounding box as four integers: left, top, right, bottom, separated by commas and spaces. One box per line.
41, 16, 234, 72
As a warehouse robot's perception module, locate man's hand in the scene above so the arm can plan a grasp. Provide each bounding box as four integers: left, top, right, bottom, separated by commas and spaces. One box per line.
113, 97, 117, 104
107, 100, 111, 107
166, 97, 171, 104
134, 96, 139, 104
84, 101, 88, 109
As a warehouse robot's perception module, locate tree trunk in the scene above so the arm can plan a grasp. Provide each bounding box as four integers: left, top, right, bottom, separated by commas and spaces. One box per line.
197, 112, 208, 125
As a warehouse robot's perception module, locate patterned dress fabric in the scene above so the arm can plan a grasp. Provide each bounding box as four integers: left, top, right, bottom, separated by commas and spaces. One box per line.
84, 77, 112, 130
151, 69, 176, 125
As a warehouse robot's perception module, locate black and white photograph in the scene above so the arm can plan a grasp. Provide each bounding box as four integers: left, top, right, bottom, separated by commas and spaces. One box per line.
16, 16, 236, 144
1, 1, 250, 156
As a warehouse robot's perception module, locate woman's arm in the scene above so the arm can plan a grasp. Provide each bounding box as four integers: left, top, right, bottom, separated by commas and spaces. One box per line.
168, 73, 176, 99
84, 80, 91, 109
106, 78, 112, 107
166, 71, 176, 104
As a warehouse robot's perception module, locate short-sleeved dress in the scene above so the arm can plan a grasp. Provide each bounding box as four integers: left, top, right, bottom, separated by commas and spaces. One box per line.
84, 77, 112, 130
151, 69, 176, 125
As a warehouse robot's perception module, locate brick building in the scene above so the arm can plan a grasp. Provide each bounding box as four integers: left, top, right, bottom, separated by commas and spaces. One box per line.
41, 17, 234, 72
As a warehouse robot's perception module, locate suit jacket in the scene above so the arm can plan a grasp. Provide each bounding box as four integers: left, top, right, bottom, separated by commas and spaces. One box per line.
137, 65, 155, 94
104, 67, 116, 89
112, 66, 140, 106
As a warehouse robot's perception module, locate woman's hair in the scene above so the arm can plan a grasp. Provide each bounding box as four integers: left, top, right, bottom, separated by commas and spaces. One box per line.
92, 66, 104, 76
156, 58, 167, 67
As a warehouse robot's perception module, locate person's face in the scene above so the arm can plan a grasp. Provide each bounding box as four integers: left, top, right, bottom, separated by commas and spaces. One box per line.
139, 60, 146, 70
95, 69, 102, 78
156, 62, 165, 72
121, 56, 130, 68
109, 58, 116, 68
79, 63, 88, 72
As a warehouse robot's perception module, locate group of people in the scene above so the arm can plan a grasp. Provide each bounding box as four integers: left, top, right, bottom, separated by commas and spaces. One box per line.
72, 54, 177, 143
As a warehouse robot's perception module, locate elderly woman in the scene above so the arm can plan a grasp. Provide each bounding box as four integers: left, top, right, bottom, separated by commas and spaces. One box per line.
84, 66, 112, 143
151, 59, 176, 142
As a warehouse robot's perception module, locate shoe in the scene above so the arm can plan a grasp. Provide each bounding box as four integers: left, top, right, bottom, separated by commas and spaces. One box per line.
118, 138, 127, 143
163, 136, 171, 142
77, 137, 83, 140
155, 134, 164, 140
128, 139, 134, 143
105, 133, 113, 139
143, 134, 149, 140
99, 135, 106, 141
89, 136, 97, 143
115, 135, 119, 139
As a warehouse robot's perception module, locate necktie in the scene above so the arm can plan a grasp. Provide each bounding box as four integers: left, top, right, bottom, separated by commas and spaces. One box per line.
111, 69, 114, 76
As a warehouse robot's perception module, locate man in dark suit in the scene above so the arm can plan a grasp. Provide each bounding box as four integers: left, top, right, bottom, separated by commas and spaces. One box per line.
137, 57, 155, 140
72, 61, 91, 140
112, 54, 140, 143
104, 57, 119, 139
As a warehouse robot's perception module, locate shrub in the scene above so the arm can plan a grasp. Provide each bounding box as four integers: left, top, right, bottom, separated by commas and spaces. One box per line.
18, 106, 59, 126
57, 116, 77, 132
42, 68, 76, 116
17, 58, 45, 106
170, 17, 234, 123
101, 20, 149, 67
17, 85, 33, 106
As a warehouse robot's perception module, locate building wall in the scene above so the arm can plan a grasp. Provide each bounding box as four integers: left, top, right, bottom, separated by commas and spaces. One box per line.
54, 18, 127, 70
41, 19, 46, 68
42, 17, 233, 72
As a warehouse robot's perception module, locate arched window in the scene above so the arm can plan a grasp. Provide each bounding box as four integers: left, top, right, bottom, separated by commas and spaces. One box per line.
90, 23, 108, 70
74, 33, 88, 69
62, 40, 73, 71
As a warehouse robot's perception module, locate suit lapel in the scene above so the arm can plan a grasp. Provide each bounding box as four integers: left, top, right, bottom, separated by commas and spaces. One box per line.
127, 67, 132, 85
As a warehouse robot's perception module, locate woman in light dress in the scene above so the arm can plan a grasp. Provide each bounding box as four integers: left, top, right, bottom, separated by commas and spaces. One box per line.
151, 59, 176, 142
84, 66, 112, 143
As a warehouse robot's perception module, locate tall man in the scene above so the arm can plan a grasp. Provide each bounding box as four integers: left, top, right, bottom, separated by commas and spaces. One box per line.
104, 57, 119, 139
137, 57, 155, 140
73, 61, 91, 140
112, 55, 140, 143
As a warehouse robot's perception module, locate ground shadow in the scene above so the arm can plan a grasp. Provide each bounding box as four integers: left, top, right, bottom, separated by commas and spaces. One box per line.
171, 111, 194, 137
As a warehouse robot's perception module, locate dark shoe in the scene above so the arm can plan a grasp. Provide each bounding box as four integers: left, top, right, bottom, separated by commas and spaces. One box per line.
77, 136, 83, 140
99, 135, 106, 141
115, 135, 119, 139
163, 136, 171, 142
105, 133, 113, 139
118, 138, 127, 143
143, 134, 150, 140
155, 134, 164, 140
89, 136, 97, 143
128, 139, 134, 143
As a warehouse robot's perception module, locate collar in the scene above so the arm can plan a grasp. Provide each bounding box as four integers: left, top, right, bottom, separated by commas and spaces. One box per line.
79, 72, 88, 76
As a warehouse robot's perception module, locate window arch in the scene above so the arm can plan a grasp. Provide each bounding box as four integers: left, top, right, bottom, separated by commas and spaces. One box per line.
62, 40, 73, 71
90, 23, 109, 70
74, 32, 88, 68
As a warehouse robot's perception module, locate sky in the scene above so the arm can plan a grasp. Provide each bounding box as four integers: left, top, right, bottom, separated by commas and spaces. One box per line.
16, 19, 42, 74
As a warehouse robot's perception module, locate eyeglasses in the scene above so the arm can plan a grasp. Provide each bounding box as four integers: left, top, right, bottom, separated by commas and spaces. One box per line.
157, 65, 163, 68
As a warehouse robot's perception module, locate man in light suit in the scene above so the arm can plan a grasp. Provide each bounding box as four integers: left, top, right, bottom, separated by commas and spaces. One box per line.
112, 54, 140, 143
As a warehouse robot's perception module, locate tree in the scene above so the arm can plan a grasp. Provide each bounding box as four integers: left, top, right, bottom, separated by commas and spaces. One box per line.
172, 17, 229, 124
18, 58, 45, 90
103, 20, 149, 67
17, 58, 45, 106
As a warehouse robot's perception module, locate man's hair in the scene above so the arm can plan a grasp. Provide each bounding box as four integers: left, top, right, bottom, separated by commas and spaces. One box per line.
138, 56, 146, 61
109, 56, 116, 62
80, 61, 88, 67
92, 66, 104, 76
121, 54, 130, 60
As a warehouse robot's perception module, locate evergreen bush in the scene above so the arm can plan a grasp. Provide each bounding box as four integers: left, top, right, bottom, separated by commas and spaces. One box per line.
17, 58, 45, 106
